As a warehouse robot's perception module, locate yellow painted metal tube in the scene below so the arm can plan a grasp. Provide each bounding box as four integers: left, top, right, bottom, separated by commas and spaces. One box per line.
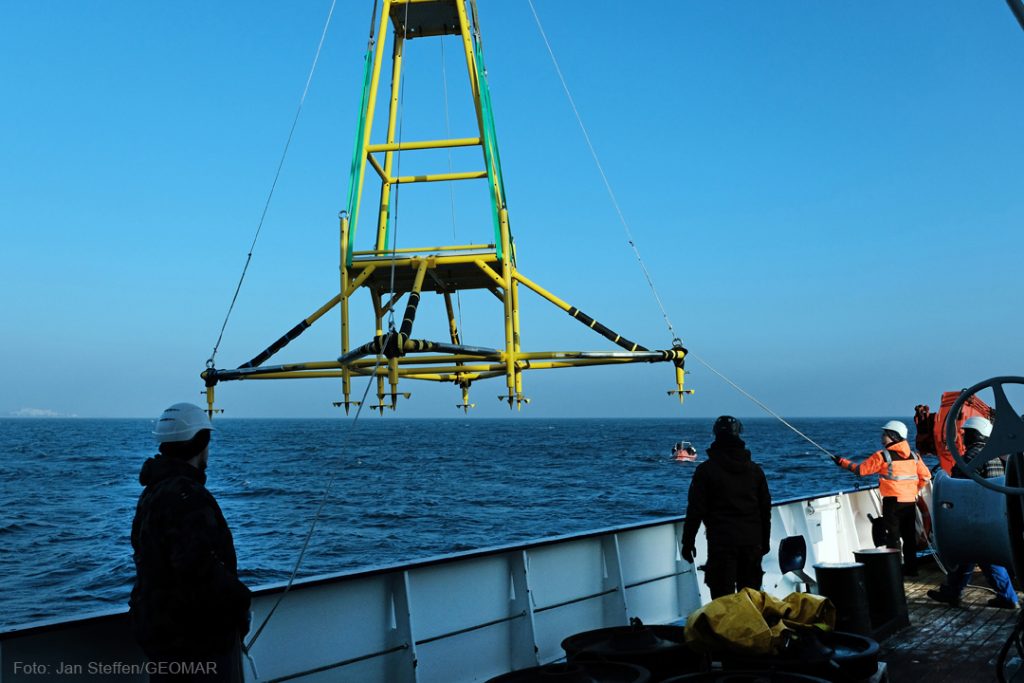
354, 253, 499, 267
443, 291, 461, 346
377, 33, 404, 251
353, 0, 392, 252
341, 214, 352, 406
399, 260, 429, 339
220, 352, 686, 382
392, 170, 488, 184
473, 260, 505, 288
368, 137, 481, 152
370, 290, 386, 403
455, 0, 483, 131
239, 290, 345, 369
367, 153, 388, 181
511, 278, 522, 398
344, 265, 377, 297
499, 208, 515, 404
512, 271, 570, 311
353, 243, 494, 256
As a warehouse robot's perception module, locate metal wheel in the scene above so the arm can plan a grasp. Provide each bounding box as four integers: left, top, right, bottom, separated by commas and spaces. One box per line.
944, 376, 1024, 495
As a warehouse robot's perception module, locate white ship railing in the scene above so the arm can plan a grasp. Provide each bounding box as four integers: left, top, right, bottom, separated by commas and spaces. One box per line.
0, 485, 883, 682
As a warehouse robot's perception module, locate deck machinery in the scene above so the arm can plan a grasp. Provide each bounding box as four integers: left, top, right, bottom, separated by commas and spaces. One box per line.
201, 0, 689, 414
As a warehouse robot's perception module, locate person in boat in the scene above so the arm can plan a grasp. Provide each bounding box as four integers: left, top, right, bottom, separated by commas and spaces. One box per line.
832, 420, 931, 576
129, 403, 251, 682
927, 417, 1019, 609
680, 416, 772, 599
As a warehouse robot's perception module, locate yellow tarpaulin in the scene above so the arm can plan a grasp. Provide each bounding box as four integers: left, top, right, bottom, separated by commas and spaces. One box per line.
685, 589, 836, 656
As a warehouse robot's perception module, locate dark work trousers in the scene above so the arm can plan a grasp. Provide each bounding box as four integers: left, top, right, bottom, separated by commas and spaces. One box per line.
705, 544, 765, 599
882, 496, 918, 575
149, 638, 243, 683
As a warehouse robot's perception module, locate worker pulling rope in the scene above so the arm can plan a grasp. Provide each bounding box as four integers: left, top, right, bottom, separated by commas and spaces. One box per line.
525, 0, 839, 463
207, 0, 338, 368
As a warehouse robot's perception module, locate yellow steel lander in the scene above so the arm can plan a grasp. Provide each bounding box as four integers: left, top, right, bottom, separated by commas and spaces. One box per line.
201, 0, 689, 414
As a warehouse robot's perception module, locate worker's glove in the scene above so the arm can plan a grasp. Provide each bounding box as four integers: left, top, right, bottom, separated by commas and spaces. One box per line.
681, 543, 696, 564
829, 454, 841, 465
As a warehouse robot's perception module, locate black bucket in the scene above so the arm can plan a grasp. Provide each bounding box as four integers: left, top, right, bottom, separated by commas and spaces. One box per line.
662, 672, 830, 683
716, 631, 879, 682
812, 562, 872, 636
561, 618, 702, 681
484, 661, 651, 683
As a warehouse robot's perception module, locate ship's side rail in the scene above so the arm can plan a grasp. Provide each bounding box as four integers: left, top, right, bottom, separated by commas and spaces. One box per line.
0, 486, 881, 683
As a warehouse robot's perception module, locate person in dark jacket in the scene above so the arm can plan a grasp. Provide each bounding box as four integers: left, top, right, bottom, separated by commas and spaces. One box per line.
130, 403, 251, 681
680, 416, 772, 599
927, 417, 1019, 609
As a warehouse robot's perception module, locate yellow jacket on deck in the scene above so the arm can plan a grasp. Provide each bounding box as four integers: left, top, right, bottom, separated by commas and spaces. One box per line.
837, 440, 930, 502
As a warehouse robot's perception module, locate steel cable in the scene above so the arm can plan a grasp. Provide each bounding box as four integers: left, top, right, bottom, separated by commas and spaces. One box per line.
208, 0, 338, 367
525, 1, 844, 461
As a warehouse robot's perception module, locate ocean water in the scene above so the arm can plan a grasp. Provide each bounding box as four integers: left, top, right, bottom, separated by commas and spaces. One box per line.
0, 417, 919, 629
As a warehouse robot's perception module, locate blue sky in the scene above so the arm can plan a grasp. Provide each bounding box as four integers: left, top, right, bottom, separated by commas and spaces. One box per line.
1, 1, 1022, 419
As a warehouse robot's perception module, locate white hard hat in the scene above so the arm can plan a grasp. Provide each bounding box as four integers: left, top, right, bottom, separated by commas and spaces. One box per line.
153, 403, 214, 443
882, 420, 908, 440
963, 416, 993, 438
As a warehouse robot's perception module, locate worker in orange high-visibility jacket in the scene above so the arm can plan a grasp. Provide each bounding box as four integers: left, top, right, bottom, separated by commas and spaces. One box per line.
832, 420, 931, 577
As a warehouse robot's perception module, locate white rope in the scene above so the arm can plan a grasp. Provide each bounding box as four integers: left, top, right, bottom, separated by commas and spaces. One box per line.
385, 0, 413, 331
440, 36, 466, 338
525, 1, 842, 462
244, 347, 390, 654
208, 0, 338, 366
690, 353, 839, 462
525, 0, 679, 344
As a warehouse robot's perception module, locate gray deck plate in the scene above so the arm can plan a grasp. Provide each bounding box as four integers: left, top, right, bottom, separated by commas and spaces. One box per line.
882, 559, 1022, 681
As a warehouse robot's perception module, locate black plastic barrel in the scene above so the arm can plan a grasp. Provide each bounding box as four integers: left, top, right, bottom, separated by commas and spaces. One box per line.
812, 562, 871, 636
484, 662, 650, 683
561, 619, 702, 681
662, 672, 829, 683
853, 547, 909, 639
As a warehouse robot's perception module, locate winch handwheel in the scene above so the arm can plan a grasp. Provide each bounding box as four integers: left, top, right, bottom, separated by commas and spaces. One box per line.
944, 376, 1024, 495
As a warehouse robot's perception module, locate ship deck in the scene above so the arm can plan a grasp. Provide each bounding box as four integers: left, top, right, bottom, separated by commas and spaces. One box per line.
883, 559, 1023, 681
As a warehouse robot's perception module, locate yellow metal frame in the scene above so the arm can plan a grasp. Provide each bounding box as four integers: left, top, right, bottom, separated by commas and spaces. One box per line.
201, 0, 689, 414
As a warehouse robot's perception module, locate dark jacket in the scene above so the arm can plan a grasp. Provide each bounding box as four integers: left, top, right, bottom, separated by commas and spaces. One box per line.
129, 455, 251, 656
681, 436, 772, 552
953, 438, 1004, 480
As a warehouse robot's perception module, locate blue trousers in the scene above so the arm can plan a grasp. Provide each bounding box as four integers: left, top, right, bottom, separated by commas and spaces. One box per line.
942, 562, 1018, 604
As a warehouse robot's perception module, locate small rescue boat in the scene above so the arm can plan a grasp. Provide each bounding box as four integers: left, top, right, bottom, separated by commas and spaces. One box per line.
672, 441, 699, 462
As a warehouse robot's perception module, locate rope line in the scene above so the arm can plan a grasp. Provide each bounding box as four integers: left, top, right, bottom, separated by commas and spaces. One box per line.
440, 36, 466, 338
690, 353, 838, 462
525, 0, 678, 344
525, 2, 843, 461
244, 343, 391, 653
208, 0, 338, 366
246, 0, 396, 659
386, 0, 413, 331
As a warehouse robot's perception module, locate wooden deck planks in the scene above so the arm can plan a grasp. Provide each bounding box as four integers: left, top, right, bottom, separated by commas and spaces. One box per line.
880, 560, 1021, 681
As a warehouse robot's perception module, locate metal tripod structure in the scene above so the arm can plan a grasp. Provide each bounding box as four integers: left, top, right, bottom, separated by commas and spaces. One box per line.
201, 0, 689, 415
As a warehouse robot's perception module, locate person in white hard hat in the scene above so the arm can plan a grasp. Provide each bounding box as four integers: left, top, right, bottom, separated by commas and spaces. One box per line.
832, 420, 931, 576
928, 417, 1019, 609
129, 403, 250, 681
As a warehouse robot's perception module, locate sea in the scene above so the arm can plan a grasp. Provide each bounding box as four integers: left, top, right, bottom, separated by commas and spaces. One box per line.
0, 417, 921, 630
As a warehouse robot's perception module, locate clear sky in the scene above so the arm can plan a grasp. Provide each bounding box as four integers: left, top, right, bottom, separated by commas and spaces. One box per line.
1, 1, 1022, 419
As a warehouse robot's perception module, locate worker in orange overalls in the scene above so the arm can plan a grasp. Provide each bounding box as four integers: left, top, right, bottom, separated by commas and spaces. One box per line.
832, 420, 931, 576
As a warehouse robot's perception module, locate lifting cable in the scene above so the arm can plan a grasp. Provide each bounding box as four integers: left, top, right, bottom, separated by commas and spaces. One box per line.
245, 0, 410, 664
440, 36, 466, 338
525, 0, 839, 463
207, 0, 338, 367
